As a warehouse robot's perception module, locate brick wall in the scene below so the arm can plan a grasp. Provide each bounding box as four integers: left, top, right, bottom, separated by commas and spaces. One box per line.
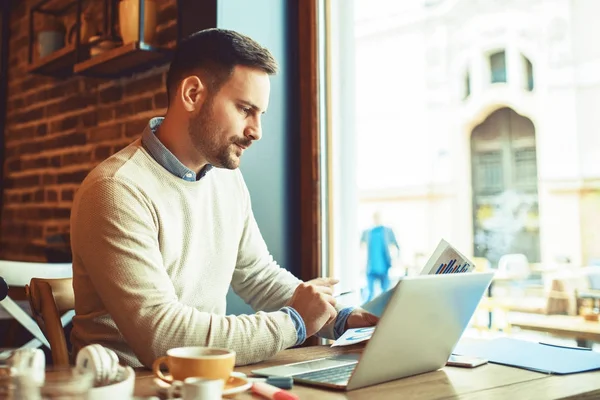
0, 0, 177, 262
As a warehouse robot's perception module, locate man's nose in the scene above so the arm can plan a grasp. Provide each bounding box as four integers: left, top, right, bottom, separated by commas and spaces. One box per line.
245, 118, 262, 141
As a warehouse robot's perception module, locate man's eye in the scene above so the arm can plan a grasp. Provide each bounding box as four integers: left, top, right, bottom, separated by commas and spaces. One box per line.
240, 107, 251, 115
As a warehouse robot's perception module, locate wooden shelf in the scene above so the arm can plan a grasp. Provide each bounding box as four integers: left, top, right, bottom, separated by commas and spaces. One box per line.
73, 41, 172, 77
33, 0, 77, 15
27, 44, 86, 77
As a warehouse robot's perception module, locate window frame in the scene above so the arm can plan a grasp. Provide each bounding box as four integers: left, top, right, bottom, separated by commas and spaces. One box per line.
0, 1, 10, 233
298, 0, 323, 282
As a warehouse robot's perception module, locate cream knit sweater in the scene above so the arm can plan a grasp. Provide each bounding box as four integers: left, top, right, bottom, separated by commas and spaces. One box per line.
70, 139, 316, 368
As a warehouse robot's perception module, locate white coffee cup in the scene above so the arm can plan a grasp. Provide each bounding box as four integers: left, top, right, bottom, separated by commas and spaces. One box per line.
7, 348, 45, 385
168, 377, 222, 400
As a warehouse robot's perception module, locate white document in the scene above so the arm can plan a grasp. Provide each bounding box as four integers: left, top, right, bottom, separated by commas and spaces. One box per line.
419, 239, 476, 275
331, 327, 376, 347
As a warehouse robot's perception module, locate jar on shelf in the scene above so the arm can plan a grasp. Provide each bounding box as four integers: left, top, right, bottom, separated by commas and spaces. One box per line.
118, 0, 158, 44
37, 16, 66, 58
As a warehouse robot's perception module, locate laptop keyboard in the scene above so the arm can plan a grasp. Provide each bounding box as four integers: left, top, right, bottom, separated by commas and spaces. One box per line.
293, 363, 356, 384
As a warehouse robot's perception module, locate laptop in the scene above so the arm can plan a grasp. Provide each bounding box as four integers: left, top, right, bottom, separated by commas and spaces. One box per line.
252, 272, 494, 391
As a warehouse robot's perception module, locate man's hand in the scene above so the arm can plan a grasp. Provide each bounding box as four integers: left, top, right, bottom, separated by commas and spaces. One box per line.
298, 277, 339, 327
304, 277, 339, 296
288, 283, 338, 337
345, 308, 379, 331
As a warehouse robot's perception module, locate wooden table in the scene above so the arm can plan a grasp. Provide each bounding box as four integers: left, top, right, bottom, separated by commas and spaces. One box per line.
507, 312, 600, 348
134, 343, 600, 399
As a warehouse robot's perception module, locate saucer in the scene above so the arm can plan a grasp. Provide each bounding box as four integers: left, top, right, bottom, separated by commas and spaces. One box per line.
223, 372, 252, 396
155, 371, 252, 398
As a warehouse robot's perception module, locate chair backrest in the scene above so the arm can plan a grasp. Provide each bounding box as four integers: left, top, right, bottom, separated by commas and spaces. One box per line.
0, 261, 72, 287
472, 257, 491, 272
498, 253, 530, 280
0, 276, 7, 301
25, 278, 74, 366
580, 266, 600, 290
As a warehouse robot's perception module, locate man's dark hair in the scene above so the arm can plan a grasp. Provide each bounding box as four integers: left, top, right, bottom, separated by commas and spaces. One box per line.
166, 28, 278, 102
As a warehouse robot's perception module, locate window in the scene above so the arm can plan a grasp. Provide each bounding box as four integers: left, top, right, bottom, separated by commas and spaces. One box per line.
523, 55, 534, 91
319, 0, 600, 348
473, 151, 504, 194
490, 50, 507, 83
464, 71, 471, 99
514, 148, 537, 189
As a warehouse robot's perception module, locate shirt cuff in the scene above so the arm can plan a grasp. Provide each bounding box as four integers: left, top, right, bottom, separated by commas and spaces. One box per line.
280, 307, 306, 346
334, 306, 355, 339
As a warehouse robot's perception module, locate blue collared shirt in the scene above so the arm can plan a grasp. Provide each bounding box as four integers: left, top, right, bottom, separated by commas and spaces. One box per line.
141, 117, 213, 181
141, 117, 354, 345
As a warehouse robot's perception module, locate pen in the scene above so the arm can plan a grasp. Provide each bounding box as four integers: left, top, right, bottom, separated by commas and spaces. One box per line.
251, 381, 299, 400
334, 290, 354, 298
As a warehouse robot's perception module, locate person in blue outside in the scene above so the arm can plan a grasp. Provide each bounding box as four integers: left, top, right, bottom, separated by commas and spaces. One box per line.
361, 211, 400, 302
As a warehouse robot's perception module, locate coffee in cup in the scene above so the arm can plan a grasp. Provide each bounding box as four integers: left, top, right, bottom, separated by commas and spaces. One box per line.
152, 347, 235, 384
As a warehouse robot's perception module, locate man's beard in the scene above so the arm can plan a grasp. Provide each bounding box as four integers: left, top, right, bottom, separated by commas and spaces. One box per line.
188, 100, 249, 170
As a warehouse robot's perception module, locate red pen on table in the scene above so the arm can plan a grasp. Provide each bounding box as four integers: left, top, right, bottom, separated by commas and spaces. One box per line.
251, 381, 299, 400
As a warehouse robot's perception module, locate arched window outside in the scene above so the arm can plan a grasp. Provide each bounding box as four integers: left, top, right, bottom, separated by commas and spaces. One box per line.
471, 107, 540, 265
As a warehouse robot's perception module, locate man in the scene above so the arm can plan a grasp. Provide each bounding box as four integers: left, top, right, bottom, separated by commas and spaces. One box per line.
70, 28, 377, 368
361, 211, 400, 302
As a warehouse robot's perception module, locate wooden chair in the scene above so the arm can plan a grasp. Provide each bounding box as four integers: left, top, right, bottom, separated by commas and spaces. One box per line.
0, 261, 72, 357
0, 277, 7, 301
25, 278, 74, 366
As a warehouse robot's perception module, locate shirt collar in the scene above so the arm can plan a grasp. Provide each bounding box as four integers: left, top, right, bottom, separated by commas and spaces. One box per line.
141, 117, 213, 181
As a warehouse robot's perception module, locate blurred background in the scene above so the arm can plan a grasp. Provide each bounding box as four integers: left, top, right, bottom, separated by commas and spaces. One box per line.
324, 0, 600, 347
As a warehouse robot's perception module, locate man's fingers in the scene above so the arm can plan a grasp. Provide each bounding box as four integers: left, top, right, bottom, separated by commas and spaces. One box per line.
308, 277, 339, 287
323, 277, 340, 286
313, 285, 333, 295
321, 293, 337, 308
365, 313, 379, 325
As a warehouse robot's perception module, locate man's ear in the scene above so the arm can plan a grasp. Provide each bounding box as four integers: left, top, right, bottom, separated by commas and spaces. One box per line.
179, 75, 206, 112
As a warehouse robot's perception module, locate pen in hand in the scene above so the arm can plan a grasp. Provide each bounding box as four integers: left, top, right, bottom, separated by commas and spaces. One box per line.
334, 290, 354, 298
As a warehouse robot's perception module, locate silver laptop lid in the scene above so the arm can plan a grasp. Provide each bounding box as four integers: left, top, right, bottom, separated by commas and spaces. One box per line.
347, 272, 494, 390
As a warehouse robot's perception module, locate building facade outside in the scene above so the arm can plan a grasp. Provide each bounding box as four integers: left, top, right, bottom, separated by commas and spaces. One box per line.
342, 0, 600, 289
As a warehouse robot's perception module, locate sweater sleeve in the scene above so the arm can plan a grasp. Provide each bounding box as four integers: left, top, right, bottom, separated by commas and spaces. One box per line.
229, 172, 349, 340
229, 173, 302, 312
71, 178, 298, 367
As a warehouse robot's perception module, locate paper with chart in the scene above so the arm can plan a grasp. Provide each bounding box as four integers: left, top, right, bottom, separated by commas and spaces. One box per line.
419, 239, 475, 275
331, 327, 376, 347
332, 239, 475, 346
